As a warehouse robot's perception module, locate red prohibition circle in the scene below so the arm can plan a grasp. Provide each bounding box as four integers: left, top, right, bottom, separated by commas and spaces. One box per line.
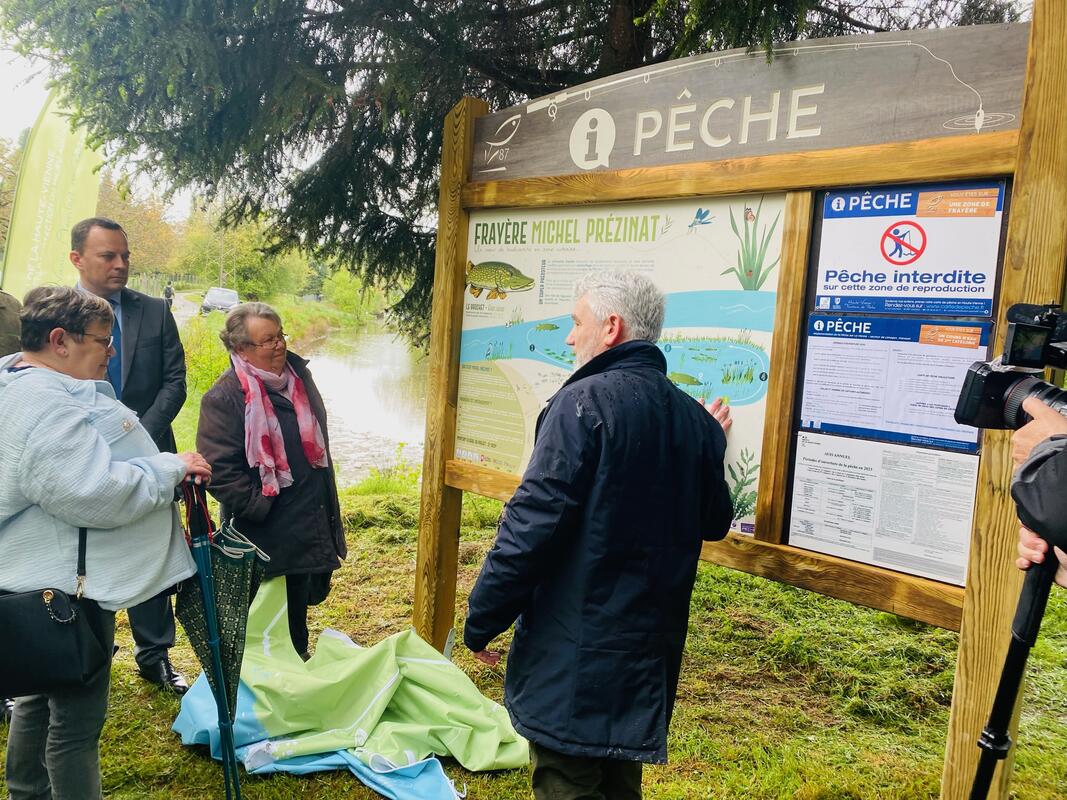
880, 221, 927, 266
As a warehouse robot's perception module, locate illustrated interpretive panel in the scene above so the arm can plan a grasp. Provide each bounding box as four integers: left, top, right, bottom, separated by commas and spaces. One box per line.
455, 194, 786, 532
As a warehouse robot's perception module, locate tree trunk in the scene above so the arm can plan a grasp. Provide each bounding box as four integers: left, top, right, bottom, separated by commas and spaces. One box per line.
596, 0, 654, 76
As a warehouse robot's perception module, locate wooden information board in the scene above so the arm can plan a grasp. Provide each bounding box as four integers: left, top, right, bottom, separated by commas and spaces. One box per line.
414, 7, 1067, 798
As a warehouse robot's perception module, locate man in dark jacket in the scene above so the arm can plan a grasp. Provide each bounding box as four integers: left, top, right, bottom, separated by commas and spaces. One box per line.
464, 271, 734, 799
70, 217, 189, 694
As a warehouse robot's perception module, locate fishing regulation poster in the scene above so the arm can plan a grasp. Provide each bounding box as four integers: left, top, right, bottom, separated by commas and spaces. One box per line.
789, 431, 978, 585
799, 316, 991, 452
814, 180, 1005, 316
455, 194, 786, 533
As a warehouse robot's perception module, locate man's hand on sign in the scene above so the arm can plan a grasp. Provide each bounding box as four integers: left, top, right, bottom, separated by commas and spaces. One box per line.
1011, 397, 1067, 466
472, 649, 502, 666
1016, 525, 1067, 589
703, 397, 732, 434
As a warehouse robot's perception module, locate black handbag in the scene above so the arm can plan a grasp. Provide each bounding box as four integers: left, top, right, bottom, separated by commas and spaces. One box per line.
0, 528, 110, 698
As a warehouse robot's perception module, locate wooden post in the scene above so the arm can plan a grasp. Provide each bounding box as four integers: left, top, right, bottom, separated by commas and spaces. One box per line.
754, 190, 813, 543
941, 3, 1067, 798
413, 96, 488, 651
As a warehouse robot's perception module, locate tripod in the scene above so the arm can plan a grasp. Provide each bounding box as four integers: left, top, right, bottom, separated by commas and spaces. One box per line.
969, 545, 1061, 799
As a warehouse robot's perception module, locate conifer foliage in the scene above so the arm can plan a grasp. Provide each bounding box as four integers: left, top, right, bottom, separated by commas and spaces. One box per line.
1, 0, 1018, 343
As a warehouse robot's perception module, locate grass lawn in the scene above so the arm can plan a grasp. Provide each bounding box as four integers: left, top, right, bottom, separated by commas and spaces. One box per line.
2, 487, 1064, 799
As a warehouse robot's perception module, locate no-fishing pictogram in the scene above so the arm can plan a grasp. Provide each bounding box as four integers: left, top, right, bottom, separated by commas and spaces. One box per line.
880, 221, 927, 266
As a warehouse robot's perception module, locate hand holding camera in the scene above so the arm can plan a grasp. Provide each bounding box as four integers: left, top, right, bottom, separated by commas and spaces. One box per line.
1010, 398, 1067, 587
1011, 397, 1067, 466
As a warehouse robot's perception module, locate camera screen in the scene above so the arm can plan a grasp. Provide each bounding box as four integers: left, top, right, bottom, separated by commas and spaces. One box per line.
1005, 323, 1049, 367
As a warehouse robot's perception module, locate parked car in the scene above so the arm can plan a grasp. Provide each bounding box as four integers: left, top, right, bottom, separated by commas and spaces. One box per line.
201, 287, 240, 315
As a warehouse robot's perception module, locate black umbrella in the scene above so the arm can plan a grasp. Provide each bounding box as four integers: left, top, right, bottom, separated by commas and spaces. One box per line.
176, 482, 268, 799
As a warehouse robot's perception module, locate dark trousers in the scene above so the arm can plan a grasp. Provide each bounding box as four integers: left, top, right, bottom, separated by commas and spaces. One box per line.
285, 574, 312, 656
530, 742, 643, 800
284, 572, 332, 657
127, 591, 176, 669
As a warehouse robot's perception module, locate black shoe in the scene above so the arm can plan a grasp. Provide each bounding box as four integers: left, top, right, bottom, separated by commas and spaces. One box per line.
2, 697, 13, 724
138, 657, 189, 696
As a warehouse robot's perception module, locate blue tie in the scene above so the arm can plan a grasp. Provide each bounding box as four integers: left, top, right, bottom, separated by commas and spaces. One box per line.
107, 301, 122, 398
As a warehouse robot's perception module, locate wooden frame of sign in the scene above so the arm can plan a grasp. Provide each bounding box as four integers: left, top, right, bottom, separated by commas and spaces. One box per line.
414, 5, 1066, 799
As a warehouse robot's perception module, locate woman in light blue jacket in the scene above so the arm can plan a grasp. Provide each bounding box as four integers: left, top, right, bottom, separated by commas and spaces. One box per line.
0, 286, 211, 800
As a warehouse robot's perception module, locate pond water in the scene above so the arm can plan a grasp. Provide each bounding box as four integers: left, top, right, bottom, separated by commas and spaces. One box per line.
301, 324, 428, 486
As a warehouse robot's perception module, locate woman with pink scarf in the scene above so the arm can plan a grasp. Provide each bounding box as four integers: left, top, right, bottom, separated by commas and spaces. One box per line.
196, 303, 345, 659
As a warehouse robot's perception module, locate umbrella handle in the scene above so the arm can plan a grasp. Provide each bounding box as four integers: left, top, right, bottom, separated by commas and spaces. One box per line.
181, 481, 216, 543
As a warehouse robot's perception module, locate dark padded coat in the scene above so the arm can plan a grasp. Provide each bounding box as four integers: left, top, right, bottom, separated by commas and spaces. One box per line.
196, 352, 345, 578
464, 340, 733, 763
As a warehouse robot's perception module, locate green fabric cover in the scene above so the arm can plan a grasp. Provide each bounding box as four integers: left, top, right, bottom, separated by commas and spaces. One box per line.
239, 577, 528, 772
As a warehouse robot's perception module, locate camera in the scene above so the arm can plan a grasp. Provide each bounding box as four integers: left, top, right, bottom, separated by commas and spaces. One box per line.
955, 303, 1067, 430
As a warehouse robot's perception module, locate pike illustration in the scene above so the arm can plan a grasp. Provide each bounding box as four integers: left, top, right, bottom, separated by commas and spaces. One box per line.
466, 260, 535, 300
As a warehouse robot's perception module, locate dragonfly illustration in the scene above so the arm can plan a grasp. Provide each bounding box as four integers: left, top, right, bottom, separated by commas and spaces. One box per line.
688, 207, 715, 231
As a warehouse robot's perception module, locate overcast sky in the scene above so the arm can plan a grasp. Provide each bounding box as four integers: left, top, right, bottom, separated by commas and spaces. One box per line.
0, 46, 195, 219
0, 48, 49, 143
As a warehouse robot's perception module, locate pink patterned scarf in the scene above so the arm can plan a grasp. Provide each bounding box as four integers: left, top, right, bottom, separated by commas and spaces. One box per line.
231, 354, 328, 496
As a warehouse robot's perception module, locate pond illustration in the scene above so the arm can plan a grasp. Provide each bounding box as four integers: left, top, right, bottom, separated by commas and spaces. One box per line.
459, 290, 773, 406
659, 334, 769, 405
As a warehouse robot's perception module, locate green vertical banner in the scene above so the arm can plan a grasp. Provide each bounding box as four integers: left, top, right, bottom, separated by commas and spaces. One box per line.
1, 91, 102, 299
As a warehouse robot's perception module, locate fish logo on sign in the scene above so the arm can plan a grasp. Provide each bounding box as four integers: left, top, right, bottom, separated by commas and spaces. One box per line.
478, 114, 522, 174
485, 115, 522, 147
880, 221, 927, 266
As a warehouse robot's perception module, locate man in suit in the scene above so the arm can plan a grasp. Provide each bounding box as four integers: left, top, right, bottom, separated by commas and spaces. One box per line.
71, 217, 190, 693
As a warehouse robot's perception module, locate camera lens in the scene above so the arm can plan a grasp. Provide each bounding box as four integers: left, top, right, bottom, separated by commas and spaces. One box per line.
1003, 376, 1067, 428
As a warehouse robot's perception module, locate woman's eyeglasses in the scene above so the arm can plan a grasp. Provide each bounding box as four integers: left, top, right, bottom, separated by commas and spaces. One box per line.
74, 332, 114, 349
249, 332, 289, 349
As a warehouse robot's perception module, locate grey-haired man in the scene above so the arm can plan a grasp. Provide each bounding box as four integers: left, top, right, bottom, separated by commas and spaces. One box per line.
465, 271, 734, 799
